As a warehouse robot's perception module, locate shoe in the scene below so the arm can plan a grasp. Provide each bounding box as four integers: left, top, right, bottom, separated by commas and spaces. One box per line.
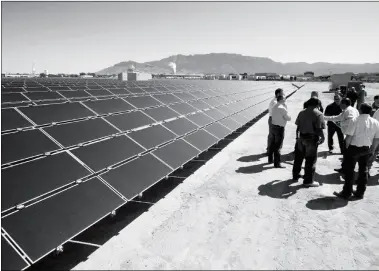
274, 164, 285, 168
268, 158, 273, 164
292, 178, 299, 182
303, 181, 320, 187
333, 191, 351, 200
329, 149, 334, 154
352, 190, 364, 199
334, 168, 343, 173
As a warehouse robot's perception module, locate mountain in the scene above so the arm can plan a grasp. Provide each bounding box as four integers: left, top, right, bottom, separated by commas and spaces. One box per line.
96, 53, 379, 76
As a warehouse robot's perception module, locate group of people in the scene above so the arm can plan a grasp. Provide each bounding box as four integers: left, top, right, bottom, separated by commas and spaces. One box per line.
267, 87, 379, 200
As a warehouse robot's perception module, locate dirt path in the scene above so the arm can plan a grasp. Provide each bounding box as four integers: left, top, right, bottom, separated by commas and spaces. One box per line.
74, 82, 379, 270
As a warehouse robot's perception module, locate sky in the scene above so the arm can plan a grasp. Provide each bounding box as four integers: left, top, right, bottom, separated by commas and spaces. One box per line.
2, 1, 379, 74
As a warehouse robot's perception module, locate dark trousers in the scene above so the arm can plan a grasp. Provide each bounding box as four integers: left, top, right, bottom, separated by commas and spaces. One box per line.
341, 145, 370, 196
292, 134, 319, 184
327, 123, 345, 153
268, 125, 285, 166
266, 117, 273, 151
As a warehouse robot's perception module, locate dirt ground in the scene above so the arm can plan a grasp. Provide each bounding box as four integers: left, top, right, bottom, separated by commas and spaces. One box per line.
73, 82, 379, 270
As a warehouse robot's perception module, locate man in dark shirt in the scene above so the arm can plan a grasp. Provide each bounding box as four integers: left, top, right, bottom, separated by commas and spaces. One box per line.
303, 91, 324, 112
371, 95, 379, 117
324, 94, 345, 154
346, 87, 358, 107
293, 98, 326, 187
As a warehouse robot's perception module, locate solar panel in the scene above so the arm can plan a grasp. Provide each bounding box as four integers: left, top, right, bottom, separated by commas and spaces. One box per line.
24, 91, 63, 101
1, 108, 32, 132
128, 125, 177, 149
173, 92, 196, 102
203, 108, 227, 121
58, 90, 91, 99
49, 86, 71, 91
143, 106, 180, 122
2, 93, 29, 103
19, 103, 95, 125
184, 129, 219, 151
187, 100, 211, 110
25, 87, 49, 92
1, 236, 29, 271
83, 98, 134, 115
123, 96, 162, 109
204, 122, 231, 139
1, 152, 91, 211
2, 87, 25, 93
44, 119, 118, 148
190, 91, 210, 99
218, 117, 241, 130
1, 130, 60, 165
127, 87, 145, 94
162, 118, 198, 136
152, 94, 182, 105
1, 177, 124, 262
105, 111, 155, 131
186, 112, 214, 127
152, 139, 200, 169
140, 87, 159, 93
71, 135, 144, 172
86, 89, 114, 97
101, 153, 172, 199
107, 88, 131, 95
168, 103, 197, 115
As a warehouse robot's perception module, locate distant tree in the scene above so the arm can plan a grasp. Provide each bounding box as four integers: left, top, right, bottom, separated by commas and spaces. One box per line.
79, 72, 86, 76
40, 73, 46, 78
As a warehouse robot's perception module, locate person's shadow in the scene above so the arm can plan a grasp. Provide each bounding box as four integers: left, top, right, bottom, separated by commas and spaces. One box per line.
258, 179, 304, 199
315, 172, 379, 187
306, 196, 348, 210
236, 152, 295, 174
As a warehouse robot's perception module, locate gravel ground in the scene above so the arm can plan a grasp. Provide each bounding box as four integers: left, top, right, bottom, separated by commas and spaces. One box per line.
73, 82, 379, 270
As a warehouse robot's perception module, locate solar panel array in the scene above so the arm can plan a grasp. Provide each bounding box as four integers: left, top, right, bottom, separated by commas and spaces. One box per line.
1, 78, 298, 270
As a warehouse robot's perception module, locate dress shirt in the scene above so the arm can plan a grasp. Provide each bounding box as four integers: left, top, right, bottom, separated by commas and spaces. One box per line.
346, 114, 379, 147
272, 104, 291, 127
268, 97, 277, 117
324, 105, 359, 134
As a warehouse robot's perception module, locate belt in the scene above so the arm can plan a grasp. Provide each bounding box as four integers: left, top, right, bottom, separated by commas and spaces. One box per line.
272, 124, 284, 128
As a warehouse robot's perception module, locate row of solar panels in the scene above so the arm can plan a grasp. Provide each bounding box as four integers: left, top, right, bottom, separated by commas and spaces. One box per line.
2, 90, 274, 168
1, 80, 298, 271
1, 97, 276, 269
1, 83, 279, 109
1, 86, 278, 134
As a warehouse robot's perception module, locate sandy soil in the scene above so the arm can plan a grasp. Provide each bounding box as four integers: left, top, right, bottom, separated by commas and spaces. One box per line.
73, 82, 379, 270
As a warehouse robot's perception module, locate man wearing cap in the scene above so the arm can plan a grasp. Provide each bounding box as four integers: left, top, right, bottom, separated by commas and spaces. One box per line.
334, 103, 379, 200
292, 98, 325, 187
267, 88, 285, 154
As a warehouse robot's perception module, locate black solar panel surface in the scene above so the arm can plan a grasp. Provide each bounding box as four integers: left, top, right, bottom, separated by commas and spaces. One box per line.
0, 78, 298, 270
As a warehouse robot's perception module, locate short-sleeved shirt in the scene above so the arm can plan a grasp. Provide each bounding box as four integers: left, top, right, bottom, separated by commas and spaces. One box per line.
345, 114, 379, 147
295, 108, 325, 135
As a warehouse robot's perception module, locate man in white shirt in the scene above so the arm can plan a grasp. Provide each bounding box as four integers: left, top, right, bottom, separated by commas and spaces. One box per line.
367, 109, 379, 174
268, 95, 291, 167
324, 98, 359, 172
334, 103, 379, 200
267, 88, 284, 153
